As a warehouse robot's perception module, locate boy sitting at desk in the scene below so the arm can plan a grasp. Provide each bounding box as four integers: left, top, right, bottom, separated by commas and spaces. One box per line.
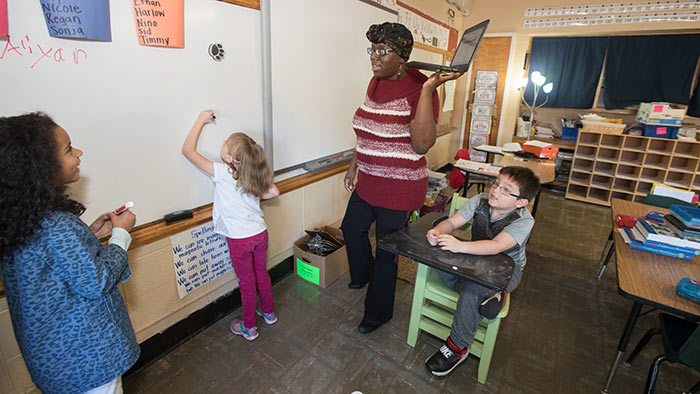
425, 166, 541, 376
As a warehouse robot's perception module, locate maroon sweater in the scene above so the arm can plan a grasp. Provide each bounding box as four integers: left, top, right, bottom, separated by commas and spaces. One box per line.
353, 68, 440, 211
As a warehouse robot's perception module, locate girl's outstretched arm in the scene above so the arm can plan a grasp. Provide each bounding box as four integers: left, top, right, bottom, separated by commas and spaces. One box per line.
182, 110, 215, 176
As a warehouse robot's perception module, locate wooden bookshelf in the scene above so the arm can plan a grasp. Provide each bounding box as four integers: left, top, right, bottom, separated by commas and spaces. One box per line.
565, 130, 700, 206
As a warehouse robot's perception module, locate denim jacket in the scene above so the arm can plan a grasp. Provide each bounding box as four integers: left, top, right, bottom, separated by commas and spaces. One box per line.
1, 211, 140, 394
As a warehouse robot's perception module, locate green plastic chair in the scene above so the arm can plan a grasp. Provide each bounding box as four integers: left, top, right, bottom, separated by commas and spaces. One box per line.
406, 193, 510, 384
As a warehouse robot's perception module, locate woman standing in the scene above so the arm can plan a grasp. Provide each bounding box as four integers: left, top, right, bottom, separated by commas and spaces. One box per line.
342, 23, 461, 334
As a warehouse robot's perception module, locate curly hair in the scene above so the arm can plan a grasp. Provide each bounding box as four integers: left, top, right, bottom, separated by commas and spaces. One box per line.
0, 112, 85, 258
223, 132, 273, 198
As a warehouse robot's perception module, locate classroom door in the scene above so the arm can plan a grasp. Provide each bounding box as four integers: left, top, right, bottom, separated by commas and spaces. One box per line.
462, 36, 513, 160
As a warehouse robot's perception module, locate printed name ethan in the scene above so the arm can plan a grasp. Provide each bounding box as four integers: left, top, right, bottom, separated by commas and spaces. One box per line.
133, 0, 162, 6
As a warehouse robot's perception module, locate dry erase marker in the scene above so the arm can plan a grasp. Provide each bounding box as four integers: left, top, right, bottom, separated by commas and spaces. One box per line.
113, 201, 134, 215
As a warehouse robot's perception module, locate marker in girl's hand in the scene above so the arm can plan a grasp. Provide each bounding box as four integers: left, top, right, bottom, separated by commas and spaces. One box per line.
113, 201, 134, 215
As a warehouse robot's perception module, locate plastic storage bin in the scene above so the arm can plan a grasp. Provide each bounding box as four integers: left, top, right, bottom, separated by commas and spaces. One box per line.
642, 124, 679, 139
561, 126, 578, 141
420, 194, 448, 216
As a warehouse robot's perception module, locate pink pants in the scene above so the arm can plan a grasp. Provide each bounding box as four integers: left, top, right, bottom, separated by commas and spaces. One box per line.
226, 230, 274, 329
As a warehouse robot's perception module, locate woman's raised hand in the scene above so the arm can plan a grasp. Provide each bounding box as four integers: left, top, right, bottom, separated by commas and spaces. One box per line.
422, 71, 463, 92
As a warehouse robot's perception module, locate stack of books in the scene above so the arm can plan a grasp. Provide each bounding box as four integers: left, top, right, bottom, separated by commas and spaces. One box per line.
666, 205, 700, 242
619, 207, 700, 260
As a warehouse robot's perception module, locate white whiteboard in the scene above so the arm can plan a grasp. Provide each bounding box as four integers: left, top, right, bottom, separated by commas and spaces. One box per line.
1, 0, 263, 225
269, 0, 397, 171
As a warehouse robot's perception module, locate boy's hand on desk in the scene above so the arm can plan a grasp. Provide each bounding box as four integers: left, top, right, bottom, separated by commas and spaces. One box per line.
436, 234, 464, 253
426, 228, 440, 246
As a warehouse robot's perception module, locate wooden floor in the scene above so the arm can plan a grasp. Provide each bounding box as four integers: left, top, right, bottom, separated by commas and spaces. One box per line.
123, 189, 700, 394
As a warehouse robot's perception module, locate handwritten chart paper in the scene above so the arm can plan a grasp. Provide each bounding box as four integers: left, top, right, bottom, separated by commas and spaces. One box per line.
132, 0, 184, 48
171, 222, 232, 299
40, 0, 111, 41
1, 0, 7, 37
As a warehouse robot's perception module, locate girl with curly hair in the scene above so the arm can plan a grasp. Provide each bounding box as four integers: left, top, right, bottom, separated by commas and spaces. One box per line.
0, 112, 139, 394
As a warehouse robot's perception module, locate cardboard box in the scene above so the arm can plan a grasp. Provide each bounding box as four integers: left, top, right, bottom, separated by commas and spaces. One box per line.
522, 140, 559, 159
293, 226, 348, 288
636, 102, 686, 126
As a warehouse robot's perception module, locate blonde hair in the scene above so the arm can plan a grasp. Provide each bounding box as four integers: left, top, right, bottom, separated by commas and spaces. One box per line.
224, 133, 273, 198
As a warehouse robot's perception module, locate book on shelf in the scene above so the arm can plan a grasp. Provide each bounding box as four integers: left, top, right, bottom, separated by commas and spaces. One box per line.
664, 214, 700, 242
669, 204, 700, 228
619, 228, 694, 260
635, 219, 700, 251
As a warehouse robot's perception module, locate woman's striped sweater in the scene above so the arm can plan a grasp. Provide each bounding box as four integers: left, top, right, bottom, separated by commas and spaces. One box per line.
353, 68, 439, 211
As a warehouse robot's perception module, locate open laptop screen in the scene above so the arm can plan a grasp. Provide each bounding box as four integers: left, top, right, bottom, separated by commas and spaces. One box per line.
450, 20, 489, 67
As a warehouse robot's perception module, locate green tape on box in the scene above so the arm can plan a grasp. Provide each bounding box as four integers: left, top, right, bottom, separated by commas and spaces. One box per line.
296, 258, 320, 285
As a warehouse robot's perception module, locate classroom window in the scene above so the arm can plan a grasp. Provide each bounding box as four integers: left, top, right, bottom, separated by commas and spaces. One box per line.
526, 37, 608, 109
604, 34, 700, 109
525, 33, 700, 113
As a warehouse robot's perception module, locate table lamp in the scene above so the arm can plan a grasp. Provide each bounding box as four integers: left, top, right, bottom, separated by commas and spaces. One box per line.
515, 71, 553, 140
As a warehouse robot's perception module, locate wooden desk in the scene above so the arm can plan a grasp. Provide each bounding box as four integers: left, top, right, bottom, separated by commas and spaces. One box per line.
495, 155, 556, 184
377, 213, 515, 291
602, 199, 700, 393
454, 155, 555, 217
511, 136, 577, 150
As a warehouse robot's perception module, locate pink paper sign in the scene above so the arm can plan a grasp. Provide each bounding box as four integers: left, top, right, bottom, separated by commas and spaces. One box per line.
132, 0, 184, 48
656, 127, 667, 135
1, 0, 7, 37
653, 105, 664, 113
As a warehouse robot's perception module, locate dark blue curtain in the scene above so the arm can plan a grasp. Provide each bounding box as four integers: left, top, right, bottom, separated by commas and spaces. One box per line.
604, 34, 700, 109
525, 37, 608, 108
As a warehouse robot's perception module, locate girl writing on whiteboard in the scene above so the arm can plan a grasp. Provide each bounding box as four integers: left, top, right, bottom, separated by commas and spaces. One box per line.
0, 112, 139, 393
182, 110, 279, 341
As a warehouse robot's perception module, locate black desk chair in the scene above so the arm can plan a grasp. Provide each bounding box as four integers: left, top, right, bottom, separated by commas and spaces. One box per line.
625, 313, 700, 394
455, 171, 489, 197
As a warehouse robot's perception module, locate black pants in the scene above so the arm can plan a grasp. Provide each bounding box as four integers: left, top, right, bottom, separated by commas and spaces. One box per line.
341, 191, 411, 324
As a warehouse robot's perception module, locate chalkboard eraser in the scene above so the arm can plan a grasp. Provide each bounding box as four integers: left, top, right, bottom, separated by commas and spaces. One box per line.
164, 210, 193, 225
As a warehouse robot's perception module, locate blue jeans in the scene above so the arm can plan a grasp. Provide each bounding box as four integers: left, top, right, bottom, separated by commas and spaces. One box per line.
436, 265, 523, 348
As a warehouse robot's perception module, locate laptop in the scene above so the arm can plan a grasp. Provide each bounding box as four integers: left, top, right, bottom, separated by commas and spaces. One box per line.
406, 19, 490, 73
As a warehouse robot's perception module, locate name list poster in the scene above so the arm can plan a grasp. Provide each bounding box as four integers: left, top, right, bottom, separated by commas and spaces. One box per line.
171, 222, 233, 299
40, 0, 111, 41
132, 0, 184, 48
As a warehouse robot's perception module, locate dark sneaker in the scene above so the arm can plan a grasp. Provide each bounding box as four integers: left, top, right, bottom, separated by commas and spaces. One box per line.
479, 290, 507, 319
425, 339, 469, 376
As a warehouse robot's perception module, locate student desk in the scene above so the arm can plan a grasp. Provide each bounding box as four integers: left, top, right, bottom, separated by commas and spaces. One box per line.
454, 155, 556, 217
602, 199, 700, 393
377, 212, 515, 291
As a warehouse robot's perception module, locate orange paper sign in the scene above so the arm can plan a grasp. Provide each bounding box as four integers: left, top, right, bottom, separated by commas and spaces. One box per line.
132, 0, 184, 48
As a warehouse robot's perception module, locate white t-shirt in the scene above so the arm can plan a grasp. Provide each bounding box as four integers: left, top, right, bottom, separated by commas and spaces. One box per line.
211, 162, 266, 239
